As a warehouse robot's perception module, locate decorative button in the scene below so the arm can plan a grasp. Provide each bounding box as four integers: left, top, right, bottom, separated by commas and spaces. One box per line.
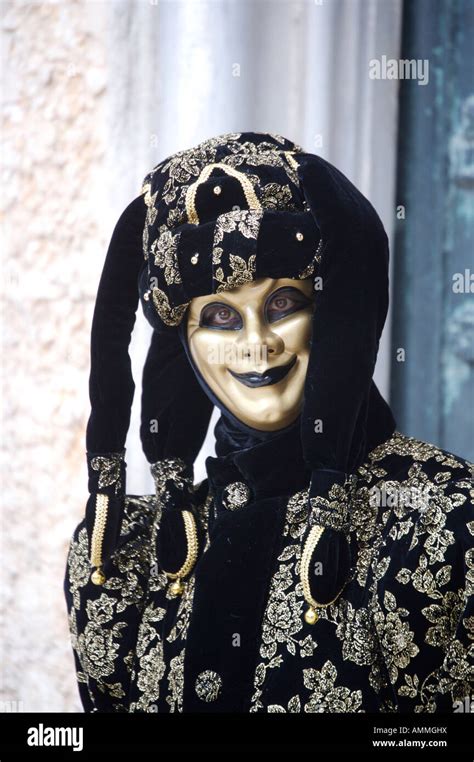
143, 290, 151, 301
221, 481, 251, 511
296, 231, 304, 241
191, 252, 199, 264
195, 670, 222, 702
213, 185, 222, 195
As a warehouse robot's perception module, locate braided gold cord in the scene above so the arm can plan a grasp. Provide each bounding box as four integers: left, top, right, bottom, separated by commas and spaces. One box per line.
300, 523, 344, 623
163, 509, 199, 582
90, 493, 109, 585
185, 163, 262, 225
300, 525, 324, 610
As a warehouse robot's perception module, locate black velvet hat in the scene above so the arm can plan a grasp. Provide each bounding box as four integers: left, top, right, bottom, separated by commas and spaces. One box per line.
84, 132, 395, 618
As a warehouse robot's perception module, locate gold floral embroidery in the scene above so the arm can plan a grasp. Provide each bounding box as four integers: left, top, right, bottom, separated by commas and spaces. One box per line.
66, 494, 163, 710
260, 183, 297, 211
150, 457, 192, 500
250, 433, 472, 712
76, 594, 128, 681
372, 591, 420, 684
422, 589, 465, 647
224, 140, 301, 187
466, 547, 474, 597
166, 651, 185, 712
303, 661, 364, 712
141, 133, 302, 247
368, 430, 467, 470
309, 483, 351, 532
151, 287, 190, 328
150, 230, 182, 285
267, 696, 301, 712
396, 553, 452, 599
214, 254, 257, 293
213, 208, 261, 246
66, 433, 473, 713
142, 133, 242, 214
90, 453, 123, 493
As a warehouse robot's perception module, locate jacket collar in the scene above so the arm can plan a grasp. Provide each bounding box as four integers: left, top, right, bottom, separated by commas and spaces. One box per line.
205, 415, 311, 519
203, 382, 396, 521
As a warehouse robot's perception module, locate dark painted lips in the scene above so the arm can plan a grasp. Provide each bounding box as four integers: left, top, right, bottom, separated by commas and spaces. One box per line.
228, 355, 297, 388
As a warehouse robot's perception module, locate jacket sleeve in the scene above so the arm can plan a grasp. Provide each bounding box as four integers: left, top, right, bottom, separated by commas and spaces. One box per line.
380, 475, 474, 712
63, 493, 163, 712
429, 477, 474, 712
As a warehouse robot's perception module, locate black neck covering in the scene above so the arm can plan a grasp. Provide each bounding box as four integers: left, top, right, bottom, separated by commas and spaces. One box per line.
177, 317, 396, 494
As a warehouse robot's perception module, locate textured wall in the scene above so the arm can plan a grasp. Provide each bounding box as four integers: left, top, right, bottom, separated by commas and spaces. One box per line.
1, 0, 109, 711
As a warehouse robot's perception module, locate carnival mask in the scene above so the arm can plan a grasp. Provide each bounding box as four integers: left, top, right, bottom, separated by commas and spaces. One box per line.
186, 277, 315, 431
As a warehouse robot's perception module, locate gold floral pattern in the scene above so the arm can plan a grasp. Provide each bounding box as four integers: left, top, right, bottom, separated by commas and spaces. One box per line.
150, 457, 192, 500
303, 661, 364, 712
150, 230, 182, 285
260, 182, 298, 211
90, 453, 124, 493
140, 133, 314, 327
249, 432, 473, 712
210, 209, 261, 294
65, 433, 473, 713
151, 288, 190, 328
213, 209, 261, 246
214, 254, 257, 293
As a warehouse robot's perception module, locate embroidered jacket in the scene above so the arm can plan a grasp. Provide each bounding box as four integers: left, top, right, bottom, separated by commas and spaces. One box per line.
64, 430, 474, 713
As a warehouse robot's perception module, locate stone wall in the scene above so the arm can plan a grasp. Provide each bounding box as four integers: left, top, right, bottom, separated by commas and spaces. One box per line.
1, 0, 109, 711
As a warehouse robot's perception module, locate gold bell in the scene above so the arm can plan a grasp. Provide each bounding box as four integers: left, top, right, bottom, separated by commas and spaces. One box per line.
91, 567, 106, 586
169, 579, 185, 596
304, 606, 319, 625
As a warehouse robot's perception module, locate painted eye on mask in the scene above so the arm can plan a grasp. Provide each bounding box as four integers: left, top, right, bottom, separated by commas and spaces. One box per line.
199, 303, 243, 330
265, 287, 313, 324
199, 286, 313, 330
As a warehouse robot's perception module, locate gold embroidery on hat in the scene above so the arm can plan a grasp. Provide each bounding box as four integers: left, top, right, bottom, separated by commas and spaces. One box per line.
151, 229, 182, 285
185, 163, 262, 225
260, 182, 298, 211
152, 287, 190, 327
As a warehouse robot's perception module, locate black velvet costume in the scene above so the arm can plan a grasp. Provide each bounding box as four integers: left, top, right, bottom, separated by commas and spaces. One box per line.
64, 133, 473, 713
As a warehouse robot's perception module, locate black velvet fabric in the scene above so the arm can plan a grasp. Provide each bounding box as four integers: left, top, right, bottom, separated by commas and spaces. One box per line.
86, 195, 146, 459
294, 154, 390, 475
83, 133, 398, 604
65, 133, 473, 715
140, 327, 213, 465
